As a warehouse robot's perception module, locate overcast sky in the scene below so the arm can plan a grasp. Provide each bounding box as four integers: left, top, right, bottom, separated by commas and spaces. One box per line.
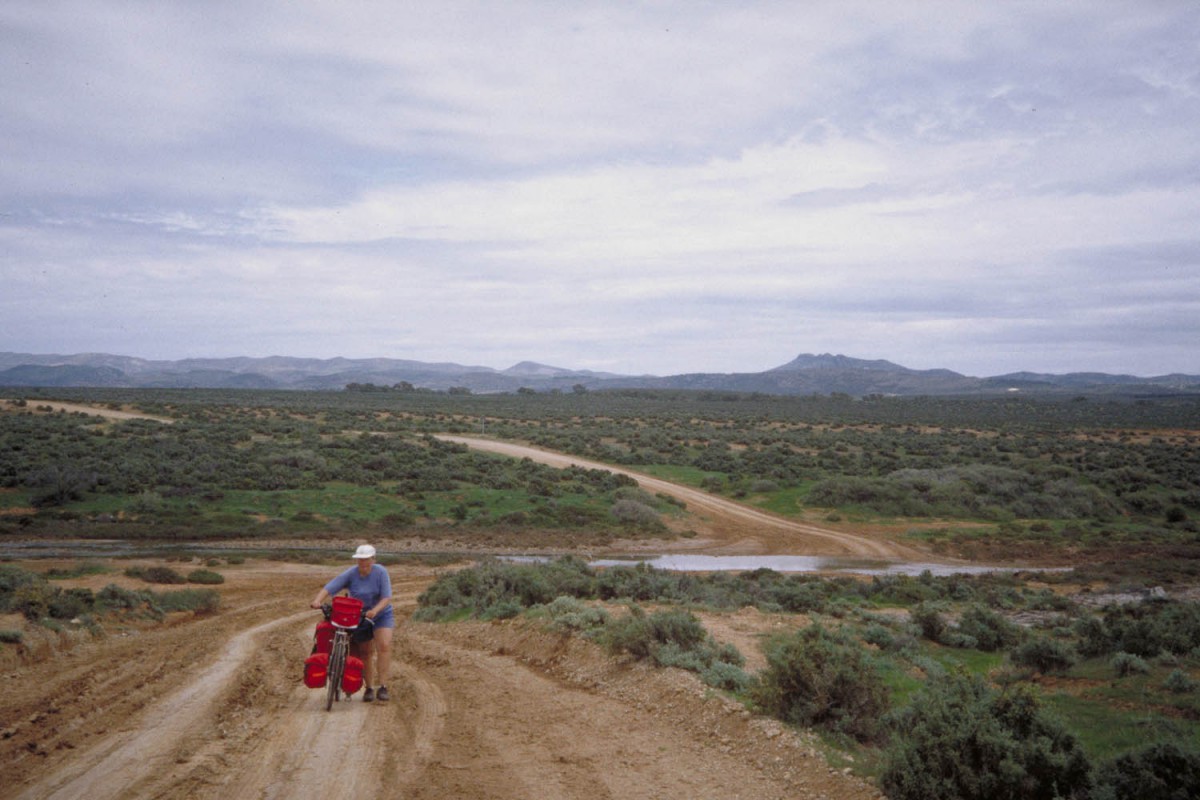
2, 1, 1198, 378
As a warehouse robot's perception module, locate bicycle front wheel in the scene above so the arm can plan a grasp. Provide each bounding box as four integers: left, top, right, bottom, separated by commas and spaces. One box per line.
326, 634, 347, 711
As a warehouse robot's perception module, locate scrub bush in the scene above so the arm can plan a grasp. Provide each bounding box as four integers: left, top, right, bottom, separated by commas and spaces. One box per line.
604, 607, 706, 660
752, 625, 889, 742
910, 601, 947, 642
154, 588, 220, 614
186, 569, 225, 584
125, 566, 187, 585
956, 604, 1021, 651
1111, 652, 1151, 677
538, 595, 610, 633
603, 607, 748, 689
11, 583, 54, 621
880, 674, 1090, 800
1091, 741, 1200, 800
1011, 636, 1077, 674
1163, 669, 1197, 694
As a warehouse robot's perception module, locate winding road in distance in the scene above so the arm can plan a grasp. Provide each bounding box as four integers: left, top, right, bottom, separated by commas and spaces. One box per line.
437, 435, 922, 560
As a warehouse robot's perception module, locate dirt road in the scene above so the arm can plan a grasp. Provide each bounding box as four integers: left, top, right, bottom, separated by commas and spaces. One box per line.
3, 561, 881, 800
438, 434, 919, 560
4, 399, 175, 424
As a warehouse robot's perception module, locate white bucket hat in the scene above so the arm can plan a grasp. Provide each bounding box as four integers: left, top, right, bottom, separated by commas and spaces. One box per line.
352, 544, 376, 560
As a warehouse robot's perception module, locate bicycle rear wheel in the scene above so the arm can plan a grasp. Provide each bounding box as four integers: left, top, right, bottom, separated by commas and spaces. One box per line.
326, 634, 346, 711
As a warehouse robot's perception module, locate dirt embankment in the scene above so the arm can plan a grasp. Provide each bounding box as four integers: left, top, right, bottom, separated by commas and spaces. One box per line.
2, 561, 880, 800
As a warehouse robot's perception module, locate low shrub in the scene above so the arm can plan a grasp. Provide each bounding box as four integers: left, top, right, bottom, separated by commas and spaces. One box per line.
604, 607, 706, 660
1011, 636, 1077, 674
1091, 741, 1200, 800
603, 607, 747, 689
862, 623, 897, 650
910, 602, 947, 642
1163, 668, 1197, 694
48, 587, 95, 619
186, 569, 225, 585
0, 630, 23, 644
880, 674, 1091, 800
125, 566, 187, 585
1111, 652, 1151, 678
538, 596, 610, 633
154, 588, 220, 614
956, 604, 1021, 651
752, 625, 890, 742
702, 660, 751, 692
11, 582, 55, 621
1077, 599, 1200, 658
610, 498, 662, 527
95, 584, 159, 615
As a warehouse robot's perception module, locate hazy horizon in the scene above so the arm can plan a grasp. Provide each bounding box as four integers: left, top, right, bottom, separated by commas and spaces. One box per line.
4, 348, 1197, 381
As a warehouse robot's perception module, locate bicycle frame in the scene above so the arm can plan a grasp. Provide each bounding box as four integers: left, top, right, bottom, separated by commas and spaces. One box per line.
320, 598, 365, 711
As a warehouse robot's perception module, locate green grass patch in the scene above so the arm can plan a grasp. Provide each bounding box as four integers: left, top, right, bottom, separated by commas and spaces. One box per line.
41, 560, 110, 580
1044, 690, 1200, 761
924, 643, 1007, 676
630, 464, 722, 487
753, 486, 811, 517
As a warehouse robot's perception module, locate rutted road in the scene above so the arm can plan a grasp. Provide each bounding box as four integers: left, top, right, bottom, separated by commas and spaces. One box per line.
4, 564, 882, 800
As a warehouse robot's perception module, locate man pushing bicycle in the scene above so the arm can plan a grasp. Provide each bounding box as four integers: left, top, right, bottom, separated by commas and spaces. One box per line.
311, 544, 395, 702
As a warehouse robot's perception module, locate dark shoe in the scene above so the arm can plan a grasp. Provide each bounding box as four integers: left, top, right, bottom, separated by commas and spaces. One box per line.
362, 687, 375, 702
376, 686, 390, 702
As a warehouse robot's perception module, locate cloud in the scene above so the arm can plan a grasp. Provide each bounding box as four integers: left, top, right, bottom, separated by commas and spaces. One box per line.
1, 1, 1197, 376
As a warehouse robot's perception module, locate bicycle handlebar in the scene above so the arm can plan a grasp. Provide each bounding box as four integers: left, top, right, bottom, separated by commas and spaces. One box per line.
318, 602, 374, 627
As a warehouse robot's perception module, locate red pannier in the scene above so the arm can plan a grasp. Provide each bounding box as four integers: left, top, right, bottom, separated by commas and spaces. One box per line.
331, 596, 364, 628
342, 656, 365, 694
303, 652, 329, 688
312, 620, 334, 654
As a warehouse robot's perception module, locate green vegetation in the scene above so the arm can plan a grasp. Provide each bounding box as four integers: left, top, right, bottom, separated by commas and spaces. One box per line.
754, 624, 889, 742
4, 387, 1200, 797
185, 568, 225, 584
3, 388, 1197, 576
880, 673, 1091, 800
415, 558, 1200, 798
0, 564, 221, 626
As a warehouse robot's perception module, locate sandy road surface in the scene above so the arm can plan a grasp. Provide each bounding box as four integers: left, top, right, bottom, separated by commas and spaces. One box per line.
3, 562, 880, 800
438, 435, 918, 560
2, 399, 175, 424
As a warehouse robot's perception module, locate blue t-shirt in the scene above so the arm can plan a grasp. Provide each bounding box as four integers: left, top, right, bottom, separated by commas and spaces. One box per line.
324, 564, 393, 627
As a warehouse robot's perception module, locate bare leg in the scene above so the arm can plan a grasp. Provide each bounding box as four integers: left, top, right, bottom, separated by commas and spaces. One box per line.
374, 627, 394, 688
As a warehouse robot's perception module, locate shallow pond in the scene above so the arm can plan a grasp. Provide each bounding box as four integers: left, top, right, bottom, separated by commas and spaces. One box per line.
518, 554, 1064, 576
590, 556, 1060, 575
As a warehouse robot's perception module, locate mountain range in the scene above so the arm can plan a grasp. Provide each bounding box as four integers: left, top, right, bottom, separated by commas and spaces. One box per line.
1, 351, 1197, 397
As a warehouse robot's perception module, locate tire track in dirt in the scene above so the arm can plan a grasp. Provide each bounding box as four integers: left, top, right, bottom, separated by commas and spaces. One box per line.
4, 565, 881, 800
15, 611, 311, 800
437, 435, 917, 559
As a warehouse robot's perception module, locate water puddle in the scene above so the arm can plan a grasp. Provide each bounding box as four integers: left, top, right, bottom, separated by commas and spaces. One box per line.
517, 554, 1064, 576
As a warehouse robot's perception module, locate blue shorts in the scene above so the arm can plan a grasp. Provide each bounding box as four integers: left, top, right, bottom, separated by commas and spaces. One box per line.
371, 606, 395, 629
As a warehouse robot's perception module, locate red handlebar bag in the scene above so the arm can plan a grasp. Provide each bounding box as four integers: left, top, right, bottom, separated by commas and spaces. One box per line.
303, 652, 329, 688
331, 596, 364, 627
312, 620, 335, 655
341, 656, 365, 694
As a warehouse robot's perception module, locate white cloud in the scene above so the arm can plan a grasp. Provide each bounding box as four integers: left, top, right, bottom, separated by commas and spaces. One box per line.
1, 1, 1197, 376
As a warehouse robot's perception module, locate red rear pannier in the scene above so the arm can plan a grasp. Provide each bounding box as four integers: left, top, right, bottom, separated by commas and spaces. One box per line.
303, 652, 329, 688
312, 620, 334, 654
341, 656, 365, 694
331, 596, 364, 627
